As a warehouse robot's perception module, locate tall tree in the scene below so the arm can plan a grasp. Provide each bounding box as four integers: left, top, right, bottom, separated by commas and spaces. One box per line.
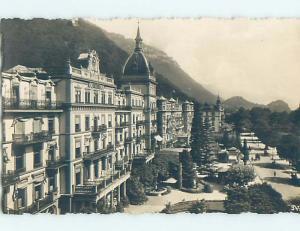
190, 102, 214, 167
242, 139, 250, 165
179, 150, 196, 189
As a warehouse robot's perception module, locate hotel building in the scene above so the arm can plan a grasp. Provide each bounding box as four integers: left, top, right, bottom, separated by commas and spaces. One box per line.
1, 26, 194, 214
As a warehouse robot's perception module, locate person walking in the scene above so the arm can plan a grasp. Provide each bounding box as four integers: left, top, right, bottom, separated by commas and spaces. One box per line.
274, 171, 277, 177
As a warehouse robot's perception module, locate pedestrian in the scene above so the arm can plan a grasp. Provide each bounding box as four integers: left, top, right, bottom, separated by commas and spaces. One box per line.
274, 171, 277, 177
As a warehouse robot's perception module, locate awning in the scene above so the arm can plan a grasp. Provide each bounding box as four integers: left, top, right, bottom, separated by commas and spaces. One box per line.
154, 135, 163, 142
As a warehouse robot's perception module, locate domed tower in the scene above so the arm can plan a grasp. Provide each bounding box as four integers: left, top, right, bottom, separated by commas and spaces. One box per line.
121, 24, 157, 154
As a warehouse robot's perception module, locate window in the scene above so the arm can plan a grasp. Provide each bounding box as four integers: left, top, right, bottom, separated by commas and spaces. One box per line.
48, 118, 54, 134
94, 91, 99, 103
108, 93, 112, 105
17, 188, 26, 208
34, 184, 42, 201
108, 115, 112, 128
101, 115, 105, 125
75, 141, 81, 158
48, 146, 55, 161
101, 92, 106, 104
33, 145, 42, 168
75, 171, 81, 185
133, 115, 136, 124
94, 162, 99, 178
33, 119, 42, 133
75, 89, 81, 103
75, 116, 81, 132
46, 90, 52, 102
49, 177, 55, 192
15, 148, 25, 172
94, 139, 99, 151
15, 121, 25, 134
85, 90, 91, 103
85, 116, 90, 131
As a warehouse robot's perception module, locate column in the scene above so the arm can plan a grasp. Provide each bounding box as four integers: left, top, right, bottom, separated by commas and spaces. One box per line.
117, 186, 121, 203
89, 162, 94, 181
110, 191, 114, 208
123, 181, 127, 197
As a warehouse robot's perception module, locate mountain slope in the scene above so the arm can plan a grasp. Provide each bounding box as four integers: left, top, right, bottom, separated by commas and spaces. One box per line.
1, 18, 217, 103
224, 96, 291, 112
267, 100, 291, 112
102, 31, 217, 103
223, 96, 266, 110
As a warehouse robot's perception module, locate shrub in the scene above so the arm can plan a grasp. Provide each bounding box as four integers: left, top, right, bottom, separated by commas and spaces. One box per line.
127, 177, 148, 205
225, 164, 255, 186
121, 195, 130, 207
189, 200, 207, 214
203, 184, 213, 193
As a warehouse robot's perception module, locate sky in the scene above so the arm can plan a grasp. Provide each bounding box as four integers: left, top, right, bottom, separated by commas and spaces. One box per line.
91, 18, 300, 109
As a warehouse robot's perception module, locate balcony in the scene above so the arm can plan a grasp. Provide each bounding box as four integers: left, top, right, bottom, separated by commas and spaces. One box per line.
91, 124, 107, 136
124, 137, 133, 143
136, 120, 145, 127
6, 192, 58, 214
74, 165, 131, 196
46, 156, 67, 169
1, 169, 23, 186
3, 98, 63, 110
83, 145, 115, 161
116, 105, 131, 111
136, 135, 145, 143
13, 131, 52, 145
115, 121, 130, 129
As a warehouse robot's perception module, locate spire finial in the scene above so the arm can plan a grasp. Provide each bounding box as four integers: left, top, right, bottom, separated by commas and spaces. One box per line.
135, 20, 143, 51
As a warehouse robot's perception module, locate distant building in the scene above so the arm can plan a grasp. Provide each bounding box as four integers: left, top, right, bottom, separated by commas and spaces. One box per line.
157, 97, 194, 147
202, 95, 225, 133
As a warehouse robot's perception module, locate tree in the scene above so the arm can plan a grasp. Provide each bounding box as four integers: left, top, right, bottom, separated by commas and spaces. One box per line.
277, 134, 300, 166
190, 102, 215, 167
224, 164, 255, 186
224, 186, 251, 214
179, 150, 197, 189
190, 102, 204, 164
242, 139, 249, 165
127, 176, 148, 205
225, 183, 289, 214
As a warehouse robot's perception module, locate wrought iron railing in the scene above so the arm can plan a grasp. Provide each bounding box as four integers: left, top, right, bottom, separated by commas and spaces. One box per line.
3, 98, 63, 110
13, 131, 52, 144
83, 145, 115, 160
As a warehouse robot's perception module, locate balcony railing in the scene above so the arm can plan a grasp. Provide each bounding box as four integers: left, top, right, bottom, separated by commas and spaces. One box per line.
6, 192, 58, 214
116, 105, 131, 110
13, 131, 52, 144
91, 124, 107, 135
83, 145, 115, 161
115, 121, 130, 128
136, 120, 145, 126
3, 98, 63, 110
46, 156, 66, 169
125, 137, 133, 143
75, 165, 131, 195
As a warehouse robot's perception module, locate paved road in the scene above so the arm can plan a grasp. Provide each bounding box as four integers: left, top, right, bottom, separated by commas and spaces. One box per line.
124, 189, 226, 214
252, 156, 300, 200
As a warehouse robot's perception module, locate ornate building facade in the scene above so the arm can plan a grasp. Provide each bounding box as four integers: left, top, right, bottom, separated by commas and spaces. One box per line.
1, 26, 195, 214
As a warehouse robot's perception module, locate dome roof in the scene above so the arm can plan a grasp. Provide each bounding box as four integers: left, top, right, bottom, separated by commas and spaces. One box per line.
123, 24, 151, 76
123, 51, 150, 76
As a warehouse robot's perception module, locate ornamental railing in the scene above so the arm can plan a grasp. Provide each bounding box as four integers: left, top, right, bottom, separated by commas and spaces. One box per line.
3, 98, 63, 110
13, 131, 52, 144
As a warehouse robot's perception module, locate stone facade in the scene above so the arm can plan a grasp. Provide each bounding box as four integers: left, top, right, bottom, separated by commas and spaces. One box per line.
1, 26, 195, 214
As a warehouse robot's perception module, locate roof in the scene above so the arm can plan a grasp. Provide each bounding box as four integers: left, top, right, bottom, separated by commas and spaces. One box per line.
169, 98, 176, 102
5, 65, 45, 75
123, 51, 150, 76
